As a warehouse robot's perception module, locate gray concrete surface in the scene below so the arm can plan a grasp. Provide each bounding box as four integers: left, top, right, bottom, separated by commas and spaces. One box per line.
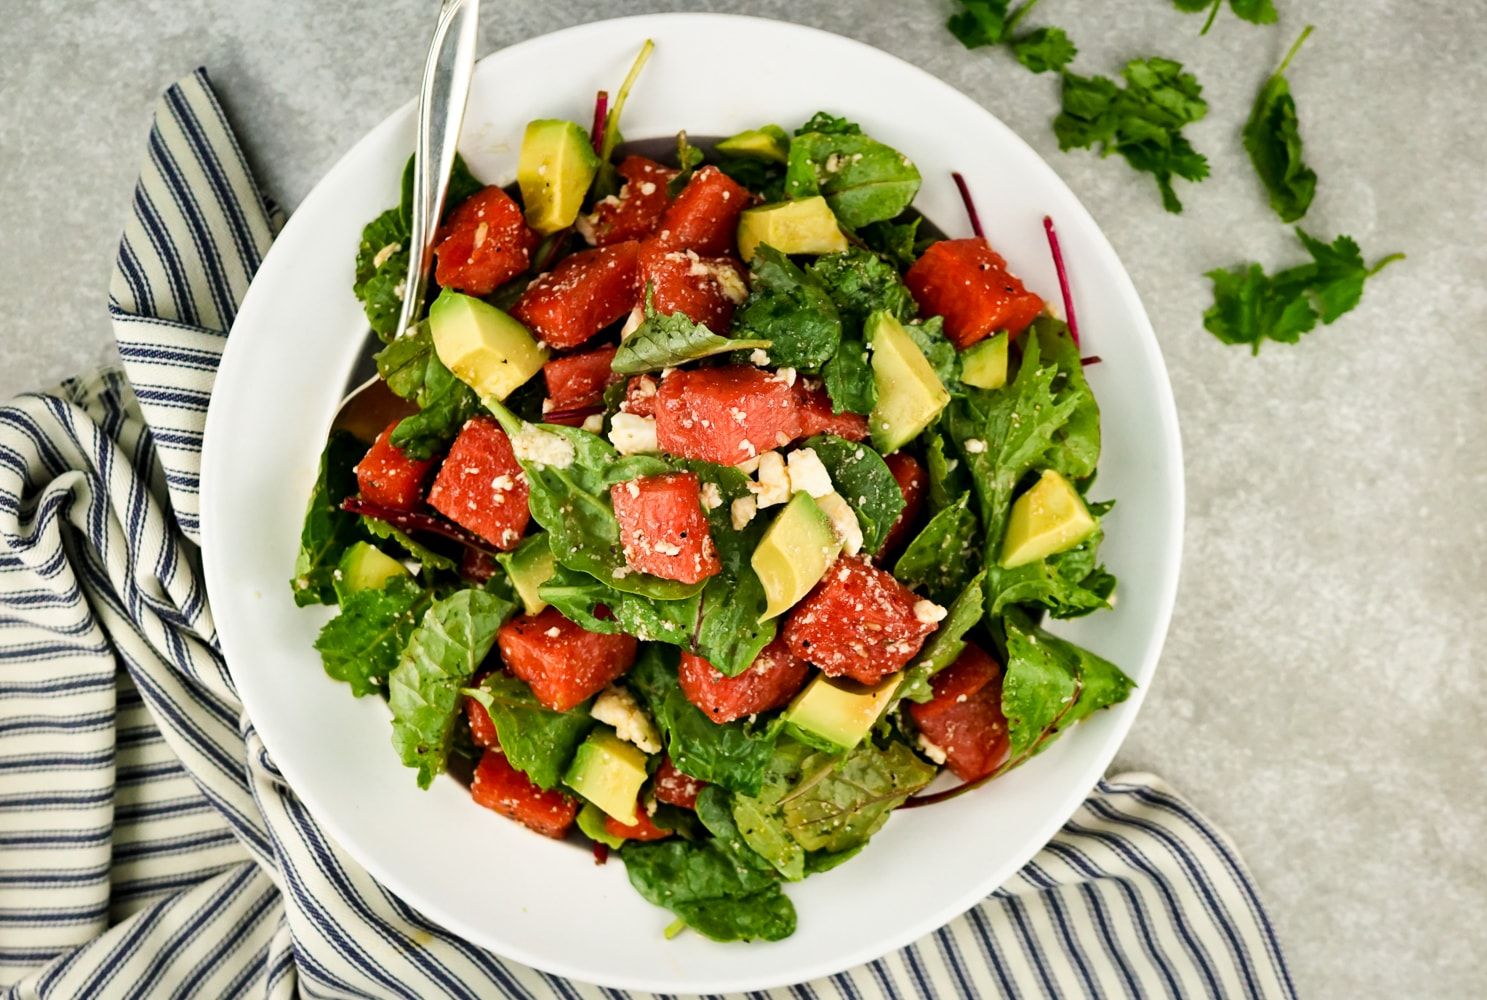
3, 0, 1483, 995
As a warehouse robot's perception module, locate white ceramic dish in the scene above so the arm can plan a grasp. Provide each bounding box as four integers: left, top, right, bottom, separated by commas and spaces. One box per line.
201, 12, 1183, 993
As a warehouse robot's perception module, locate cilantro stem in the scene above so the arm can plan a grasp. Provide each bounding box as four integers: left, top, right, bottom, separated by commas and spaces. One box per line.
1199, 0, 1221, 36
1042, 215, 1080, 346
1005, 0, 1040, 35
589, 90, 609, 155
1368, 252, 1406, 276
1275, 24, 1315, 76
950, 172, 984, 239
601, 39, 655, 165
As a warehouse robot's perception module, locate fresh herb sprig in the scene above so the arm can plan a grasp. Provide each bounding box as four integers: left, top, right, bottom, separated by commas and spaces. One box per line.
1244, 26, 1317, 222
1173, 0, 1278, 36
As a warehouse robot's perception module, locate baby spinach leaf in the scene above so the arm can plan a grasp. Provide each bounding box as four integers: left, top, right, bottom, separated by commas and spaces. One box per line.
733, 246, 842, 370
893, 493, 981, 605
806, 248, 917, 334
353, 209, 410, 341
716, 156, 787, 202
399, 152, 484, 229
822, 340, 876, 415
373, 321, 434, 401
803, 435, 905, 554
389, 588, 516, 788
1001, 610, 1134, 758
292, 431, 367, 607
463, 672, 594, 789
724, 741, 814, 881
612, 289, 770, 374
314, 576, 432, 697
777, 740, 935, 852
785, 130, 922, 229
1244, 27, 1317, 223
897, 570, 988, 704
620, 837, 796, 942
1012, 27, 1077, 73
539, 564, 699, 647
627, 646, 778, 795
389, 350, 481, 460
694, 784, 778, 873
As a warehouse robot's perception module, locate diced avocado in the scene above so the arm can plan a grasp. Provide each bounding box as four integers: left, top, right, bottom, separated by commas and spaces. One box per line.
517, 119, 601, 234
752, 492, 843, 621
960, 331, 1009, 390
335, 542, 409, 602
496, 534, 555, 615
736, 197, 849, 263
716, 125, 789, 163
783, 672, 902, 752
429, 288, 547, 401
564, 729, 649, 825
999, 469, 1097, 568
867, 311, 951, 453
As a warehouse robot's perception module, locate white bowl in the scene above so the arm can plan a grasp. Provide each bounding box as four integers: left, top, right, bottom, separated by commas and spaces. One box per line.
201, 12, 1183, 993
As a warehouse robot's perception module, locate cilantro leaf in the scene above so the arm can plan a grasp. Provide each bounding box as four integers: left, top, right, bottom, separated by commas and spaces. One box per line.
1054, 58, 1210, 213
612, 288, 770, 374
314, 576, 432, 697
1202, 229, 1405, 353
947, 0, 1014, 48
1011, 27, 1077, 74
1244, 27, 1318, 223
1174, 0, 1277, 35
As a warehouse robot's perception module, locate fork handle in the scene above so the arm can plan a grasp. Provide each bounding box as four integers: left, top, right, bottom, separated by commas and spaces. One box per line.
395, 0, 481, 341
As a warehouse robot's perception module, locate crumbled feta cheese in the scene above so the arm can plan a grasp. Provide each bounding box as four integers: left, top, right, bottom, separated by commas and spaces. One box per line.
544, 626, 562, 638
752, 451, 790, 507
472, 221, 489, 250
918, 734, 948, 765
491, 474, 515, 492
371, 242, 401, 269
708, 262, 748, 304
625, 480, 641, 498
608, 413, 658, 455
581, 413, 605, 434
653, 540, 681, 556
770, 367, 798, 387
913, 598, 948, 624
574, 212, 598, 245
734, 454, 762, 475
638, 180, 657, 196
962, 438, 987, 454
591, 686, 662, 754
748, 348, 771, 367
619, 303, 646, 340
815, 492, 863, 555
510, 425, 575, 469
699, 481, 723, 510
786, 448, 834, 498
731, 495, 758, 530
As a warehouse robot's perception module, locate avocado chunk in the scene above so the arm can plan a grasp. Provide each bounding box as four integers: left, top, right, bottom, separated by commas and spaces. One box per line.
752, 492, 843, 621
716, 125, 789, 163
496, 534, 555, 615
429, 288, 547, 401
335, 542, 409, 602
564, 729, 649, 825
517, 119, 601, 234
783, 672, 902, 752
867, 311, 951, 453
960, 331, 1009, 390
999, 470, 1097, 568
737, 197, 849, 263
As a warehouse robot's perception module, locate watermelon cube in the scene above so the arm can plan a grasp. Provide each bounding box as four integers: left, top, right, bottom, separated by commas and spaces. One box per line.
426, 417, 530, 550
904, 238, 1044, 349
355, 422, 435, 512
498, 607, 639, 712
905, 643, 1010, 781
471, 749, 579, 838
783, 556, 938, 684
511, 240, 640, 349
678, 637, 810, 724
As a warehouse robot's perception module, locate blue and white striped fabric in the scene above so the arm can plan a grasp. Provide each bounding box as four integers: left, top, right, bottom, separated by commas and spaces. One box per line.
0, 69, 1296, 999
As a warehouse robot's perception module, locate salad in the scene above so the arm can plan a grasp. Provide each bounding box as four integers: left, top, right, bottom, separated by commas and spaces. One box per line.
293, 42, 1133, 943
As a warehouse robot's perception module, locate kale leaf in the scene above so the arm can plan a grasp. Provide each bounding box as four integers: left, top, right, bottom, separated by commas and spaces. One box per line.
291, 431, 367, 606
733, 246, 843, 370
803, 435, 905, 554
1244, 27, 1318, 224
314, 576, 432, 697
463, 672, 594, 789
612, 289, 770, 374
1001, 610, 1134, 758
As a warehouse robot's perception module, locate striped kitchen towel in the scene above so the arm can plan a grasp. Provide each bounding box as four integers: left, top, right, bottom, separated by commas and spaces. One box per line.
0, 69, 1295, 999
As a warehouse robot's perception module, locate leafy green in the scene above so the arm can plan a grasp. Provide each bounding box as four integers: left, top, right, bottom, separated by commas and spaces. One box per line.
733, 246, 842, 370
353, 209, 410, 341
1012, 27, 1077, 73
1001, 610, 1135, 758
627, 647, 778, 795
463, 672, 594, 789
620, 836, 795, 942
1244, 27, 1318, 223
1202, 229, 1404, 353
1054, 58, 1210, 213
858, 217, 921, 270
594, 39, 655, 200
904, 316, 962, 392
925, 428, 970, 513
388, 588, 515, 788
794, 112, 860, 136
986, 500, 1115, 619
612, 289, 770, 374
807, 248, 917, 334
667, 130, 705, 198
389, 349, 482, 460
540, 564, 697, 645
361, 516, 458, 573
313, 576, 432, 697
777, 740, 935, 852
1032, 318, 1100, 482
893, 493, 980, 605
725, 742, 813, 880
785, 130, 922, 229
373, 321, 434, 401
1173, 0, 1276, 35
400, 151, 484, 230
803, 435, 905, 554
577, 802, 626, 849
822, 339, 876, 415
946, 0, 1015, 48
291, 431, 366, 606
694, 785, 778, 872
898, 570, 988, 703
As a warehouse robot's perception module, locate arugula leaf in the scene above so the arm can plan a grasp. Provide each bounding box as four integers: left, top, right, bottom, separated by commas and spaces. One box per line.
612, 289, 770, 374
1054, 58, 1210, 213
1202, 229, 1404, 353
291, 431, 367, 606
389, 348, 481, 460
313, 576, 432, 697
1001, 610, 1134, 758
897, 570, 988, 703
388, 587, 515, 788
822, 338, 876, 415
807, 249, 917, 334
778, 740, 935, 852
1244, 27, 1318, 223
803, 435, 905, 554
620, 837, 795, 942
1173, 0, 1276, 35
785, 130, 922, 229
463, 672, 594, 789
986, 500, 1115, 619
361, 516, 458, 573
794, 112, 861, 136
733, 246, 843, 369
893, 493, 981, 605
627, 646, 778, 795
858, 217, 921, 270
946, 0, 1014, 48
1012, 26, 1077, 74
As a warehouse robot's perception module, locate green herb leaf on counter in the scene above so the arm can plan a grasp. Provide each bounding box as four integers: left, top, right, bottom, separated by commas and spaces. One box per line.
1173, 0, 1277, 36
946, 0, 1015, 48
1001, 610, 1135, 758
463, 672, 595, 789
784, 127, 922, 229
1244, 26, 1318, 223
1202, 229, 1404, 353
612, 289, 770, 374
1011, 27, 1078, 74
291, 431, 367, 606
314, 576, 432, 697
802, 435, 905, 554
733, 246, 842, 370
1054, 58, 1210, 213
388, 587, 515, 788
